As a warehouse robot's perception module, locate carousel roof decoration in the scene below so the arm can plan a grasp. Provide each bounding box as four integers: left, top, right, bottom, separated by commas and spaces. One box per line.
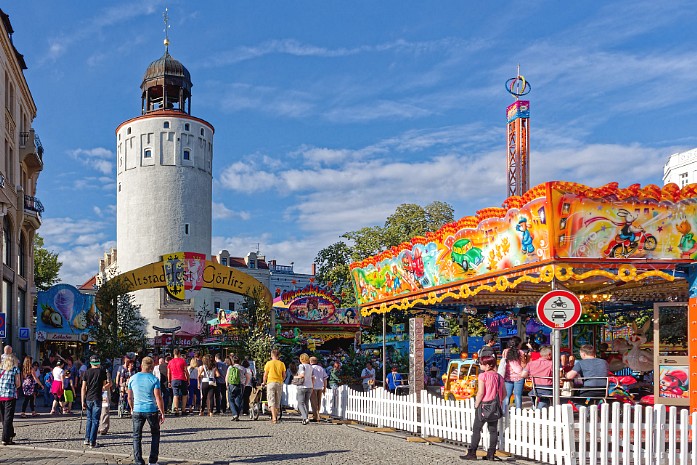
351, 181, 697, 316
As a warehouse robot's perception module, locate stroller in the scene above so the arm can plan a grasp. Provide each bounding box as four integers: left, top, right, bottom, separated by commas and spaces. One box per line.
249, 385, 282, 421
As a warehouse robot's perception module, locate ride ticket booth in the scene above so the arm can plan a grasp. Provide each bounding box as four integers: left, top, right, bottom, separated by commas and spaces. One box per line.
655, 302, 689, 407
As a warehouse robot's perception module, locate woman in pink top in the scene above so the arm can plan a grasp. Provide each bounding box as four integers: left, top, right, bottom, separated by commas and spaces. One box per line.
464, 355, 505, 461
501, 336, 526, 410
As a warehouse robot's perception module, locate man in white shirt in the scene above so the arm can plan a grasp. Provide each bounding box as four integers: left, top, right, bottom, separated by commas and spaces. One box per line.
309, 357, 327, 422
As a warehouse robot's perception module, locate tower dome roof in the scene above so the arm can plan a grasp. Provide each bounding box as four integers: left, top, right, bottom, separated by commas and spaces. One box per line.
141, 50, 191, 90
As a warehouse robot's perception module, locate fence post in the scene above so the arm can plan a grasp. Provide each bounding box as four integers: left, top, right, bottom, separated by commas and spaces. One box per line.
560, 404, 577, 465
656, 405, 667, 465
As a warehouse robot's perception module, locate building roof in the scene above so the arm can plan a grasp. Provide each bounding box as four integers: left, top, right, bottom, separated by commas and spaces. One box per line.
141, 50, 191, 91
78, 274, 97, 291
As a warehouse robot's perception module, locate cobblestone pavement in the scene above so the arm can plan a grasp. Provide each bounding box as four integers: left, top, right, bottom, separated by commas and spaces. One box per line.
1, 405, 501, 465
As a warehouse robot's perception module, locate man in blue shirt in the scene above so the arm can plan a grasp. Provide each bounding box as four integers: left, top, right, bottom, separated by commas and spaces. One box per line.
385, 366, 403, 394
128, 357, 165, 465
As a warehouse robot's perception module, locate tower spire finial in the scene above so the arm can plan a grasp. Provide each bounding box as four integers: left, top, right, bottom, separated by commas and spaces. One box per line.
163, 8, 170, 52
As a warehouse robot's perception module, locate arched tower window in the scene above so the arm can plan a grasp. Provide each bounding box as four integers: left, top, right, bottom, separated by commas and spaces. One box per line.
163, 121, 170, 129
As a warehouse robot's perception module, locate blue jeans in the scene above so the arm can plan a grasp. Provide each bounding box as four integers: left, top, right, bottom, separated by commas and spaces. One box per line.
132, 411, 160, 465
84, 400, 101, 445
227, 384, 242, 417
187, 379, 200, 410
532, 387, 552, 409
504, 379, 525, 410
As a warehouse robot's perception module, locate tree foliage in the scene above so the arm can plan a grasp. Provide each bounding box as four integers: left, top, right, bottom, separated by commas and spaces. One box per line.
314, 201, 454, 310
236, 286, 274, 378
90, 273, 146, 360
34, 234, 61, 291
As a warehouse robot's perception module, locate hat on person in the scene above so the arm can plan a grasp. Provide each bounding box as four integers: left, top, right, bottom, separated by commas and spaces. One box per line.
483, 334, 495, 343
89, 355, 101, 365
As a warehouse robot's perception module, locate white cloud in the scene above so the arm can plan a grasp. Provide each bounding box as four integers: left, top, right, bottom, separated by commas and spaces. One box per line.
69, 147, 114, 176
212, 202, 250, 221
40, 217, 115, 286
218, 161, 277, 193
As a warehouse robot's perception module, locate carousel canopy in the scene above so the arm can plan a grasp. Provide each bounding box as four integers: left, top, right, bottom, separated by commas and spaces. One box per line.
351, 181, 696, 315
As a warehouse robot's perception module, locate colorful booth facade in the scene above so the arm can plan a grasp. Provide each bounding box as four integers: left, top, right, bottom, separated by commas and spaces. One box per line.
274, 285, 371, 347
350, 181, 697, 412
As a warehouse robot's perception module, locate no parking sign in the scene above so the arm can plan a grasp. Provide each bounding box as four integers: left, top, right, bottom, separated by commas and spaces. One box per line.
0, 312, 5, 339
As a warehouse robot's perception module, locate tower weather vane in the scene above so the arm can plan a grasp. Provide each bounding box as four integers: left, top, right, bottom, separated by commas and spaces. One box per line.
163, 8, 170, 51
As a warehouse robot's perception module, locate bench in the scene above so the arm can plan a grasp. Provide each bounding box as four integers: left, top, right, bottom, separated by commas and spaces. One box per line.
530, 376, 609, 407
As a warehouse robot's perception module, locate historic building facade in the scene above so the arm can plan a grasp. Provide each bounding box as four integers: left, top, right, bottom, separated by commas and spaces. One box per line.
0, 10, 44, 357
664, 148, 697, 187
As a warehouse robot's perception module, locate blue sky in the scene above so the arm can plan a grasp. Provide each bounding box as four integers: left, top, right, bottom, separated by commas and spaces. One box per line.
6, 1, 697, 285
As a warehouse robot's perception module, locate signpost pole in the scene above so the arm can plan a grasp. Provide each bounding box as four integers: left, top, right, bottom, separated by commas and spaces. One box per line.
552, 329, 560, 410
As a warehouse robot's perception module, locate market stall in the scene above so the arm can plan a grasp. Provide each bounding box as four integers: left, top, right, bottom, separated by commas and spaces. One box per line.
273, 285, 372, 350
350, 181, 697, 410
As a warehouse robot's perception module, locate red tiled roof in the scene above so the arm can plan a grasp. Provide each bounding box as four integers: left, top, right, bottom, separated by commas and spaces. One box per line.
78, 275, 97, 290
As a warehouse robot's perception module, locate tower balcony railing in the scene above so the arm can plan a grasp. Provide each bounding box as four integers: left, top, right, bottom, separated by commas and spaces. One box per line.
24, 194, 44, 218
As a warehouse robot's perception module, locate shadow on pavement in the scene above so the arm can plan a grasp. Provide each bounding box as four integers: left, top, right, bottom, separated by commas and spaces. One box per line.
228, 450, 351, 463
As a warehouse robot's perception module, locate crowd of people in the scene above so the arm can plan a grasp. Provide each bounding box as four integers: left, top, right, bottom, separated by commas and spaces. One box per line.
0, 338, 621, 462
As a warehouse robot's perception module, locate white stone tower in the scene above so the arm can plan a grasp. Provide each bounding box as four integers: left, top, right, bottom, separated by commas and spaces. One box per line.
115, 36, 214, 336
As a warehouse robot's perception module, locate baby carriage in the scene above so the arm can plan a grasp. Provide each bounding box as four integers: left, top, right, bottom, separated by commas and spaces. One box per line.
249, 385, 282, 421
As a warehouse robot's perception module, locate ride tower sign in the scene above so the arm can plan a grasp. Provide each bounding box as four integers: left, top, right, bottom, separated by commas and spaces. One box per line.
536, 290, 582, 330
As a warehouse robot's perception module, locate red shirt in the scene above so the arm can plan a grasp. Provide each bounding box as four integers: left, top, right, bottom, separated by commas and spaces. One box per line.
168, 357, 188, 381
525, 358, 554, 386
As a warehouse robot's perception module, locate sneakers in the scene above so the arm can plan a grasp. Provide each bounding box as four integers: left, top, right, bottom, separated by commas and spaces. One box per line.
89, 443, 98, 448
148, 463, 160, 465
83, 440, 89, 446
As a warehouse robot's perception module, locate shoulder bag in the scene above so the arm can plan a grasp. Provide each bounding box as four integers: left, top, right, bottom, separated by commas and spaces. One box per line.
497, 352, 507, 377
479, 375, 504, 422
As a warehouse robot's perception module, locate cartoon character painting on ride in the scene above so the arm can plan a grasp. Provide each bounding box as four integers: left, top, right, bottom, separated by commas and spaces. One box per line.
351, 181, 697, 305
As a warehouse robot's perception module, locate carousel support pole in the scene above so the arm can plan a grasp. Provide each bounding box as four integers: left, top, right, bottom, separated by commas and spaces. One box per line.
382, 312, 387, 389
688, 266, 697, 413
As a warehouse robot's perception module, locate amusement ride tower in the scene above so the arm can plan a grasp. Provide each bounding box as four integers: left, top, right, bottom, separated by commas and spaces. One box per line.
505, 68, 531, 197
115, 13, 214, 335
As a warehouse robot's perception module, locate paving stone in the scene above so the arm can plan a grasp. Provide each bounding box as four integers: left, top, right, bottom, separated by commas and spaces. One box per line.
6, 406, 489, 464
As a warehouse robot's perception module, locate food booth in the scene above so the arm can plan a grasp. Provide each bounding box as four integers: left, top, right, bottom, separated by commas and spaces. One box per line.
350, 181, 697, 411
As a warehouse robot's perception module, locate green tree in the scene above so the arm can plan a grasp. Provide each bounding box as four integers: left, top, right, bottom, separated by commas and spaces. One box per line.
34, 234, 61, 291
314, 241, 355, 307
237, 286, 274, 379
90, 273, 146, 359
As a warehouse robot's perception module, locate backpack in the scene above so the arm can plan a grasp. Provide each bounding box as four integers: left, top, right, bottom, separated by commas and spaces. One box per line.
227, 365, 241, 385
22, 375, 35, 396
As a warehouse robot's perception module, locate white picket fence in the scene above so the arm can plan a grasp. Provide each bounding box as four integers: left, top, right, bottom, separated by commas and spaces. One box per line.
280, 384, 697, 465
576, 402, 697, 465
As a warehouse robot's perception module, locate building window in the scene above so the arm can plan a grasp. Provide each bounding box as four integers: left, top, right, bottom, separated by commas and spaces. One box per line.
127, 127, 131, 135
118, 183, 122, 192
144, 149, 152, 158
249, 260, 256, 269
184, 223, 190, 235
3, 216, 11, 266
17, 234, 25, 277
164, 121, 170, 129
680, 172, 689, 187
3, 280, 11, 337
228, 302, 235, 311
17, 288, 25, 327
221, 257, 227, 266
184, 123, 190, 131
214, 301, 221, 311
183, 149, 190, 161
200, 128, 204, 136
